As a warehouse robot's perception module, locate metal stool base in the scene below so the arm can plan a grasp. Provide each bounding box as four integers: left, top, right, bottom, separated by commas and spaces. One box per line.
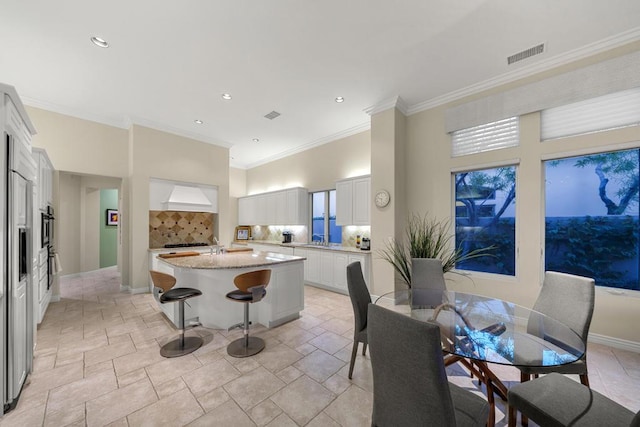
160, 336, 203, 358
227, 336, 265, 358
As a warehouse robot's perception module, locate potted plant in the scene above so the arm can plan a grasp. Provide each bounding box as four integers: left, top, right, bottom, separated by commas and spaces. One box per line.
378, 213, 494, 288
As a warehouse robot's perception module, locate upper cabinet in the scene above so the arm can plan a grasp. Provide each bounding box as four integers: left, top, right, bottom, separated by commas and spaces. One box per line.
5, 95, 33, 152
32, 148, 54, 210
238, 187, 308, 226
336, 175, 370, 226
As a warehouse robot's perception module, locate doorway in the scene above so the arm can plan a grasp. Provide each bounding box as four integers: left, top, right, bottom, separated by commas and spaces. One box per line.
58, 172, 122, 275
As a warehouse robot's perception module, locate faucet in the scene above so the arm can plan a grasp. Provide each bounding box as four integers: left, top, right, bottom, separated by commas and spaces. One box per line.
213, 237, 222, 255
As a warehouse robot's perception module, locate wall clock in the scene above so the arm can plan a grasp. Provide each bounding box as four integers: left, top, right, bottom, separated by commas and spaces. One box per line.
375, 189, 390, 208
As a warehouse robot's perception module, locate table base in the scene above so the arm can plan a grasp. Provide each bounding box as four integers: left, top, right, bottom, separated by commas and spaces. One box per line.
445, 356, 509, 427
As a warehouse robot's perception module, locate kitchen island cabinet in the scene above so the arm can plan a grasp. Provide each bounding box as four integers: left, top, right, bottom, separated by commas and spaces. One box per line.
155, 251, 305, 329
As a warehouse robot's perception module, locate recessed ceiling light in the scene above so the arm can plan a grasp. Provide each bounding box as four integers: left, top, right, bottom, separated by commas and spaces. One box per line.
194, 119, 203, 124
221, 93, 232, 100
335, 96, 345, 103
252, 138, 260, 143
90, 36, 109, 48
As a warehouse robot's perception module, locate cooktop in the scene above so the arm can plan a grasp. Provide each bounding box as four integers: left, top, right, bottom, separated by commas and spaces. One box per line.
164, 243, 209, 248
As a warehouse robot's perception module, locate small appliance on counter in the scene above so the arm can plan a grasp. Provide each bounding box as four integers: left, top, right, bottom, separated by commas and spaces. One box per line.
282, 231, 293, 244
361, 237, 370, 250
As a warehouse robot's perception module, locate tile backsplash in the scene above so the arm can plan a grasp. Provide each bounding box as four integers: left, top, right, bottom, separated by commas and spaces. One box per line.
149, 210, 215, 248
247, 225, 370, 248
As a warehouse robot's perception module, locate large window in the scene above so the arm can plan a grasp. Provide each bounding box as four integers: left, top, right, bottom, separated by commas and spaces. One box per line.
311, 190, 341, 244
544, 149, 640, 291
454, 166, 517, 275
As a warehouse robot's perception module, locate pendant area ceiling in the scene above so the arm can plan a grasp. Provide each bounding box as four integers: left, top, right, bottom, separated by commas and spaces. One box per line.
2, 0, 640, 169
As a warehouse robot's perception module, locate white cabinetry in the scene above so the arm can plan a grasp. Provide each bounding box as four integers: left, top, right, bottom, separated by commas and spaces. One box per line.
246, 243, 294, 256
32, 148, 53, 211
336, 175, 370, 226
238, 196, 255, 225
31, 148, 54, 324
238, 187, 308, 226
296, 247, 371, 295
5, 96, 32, 152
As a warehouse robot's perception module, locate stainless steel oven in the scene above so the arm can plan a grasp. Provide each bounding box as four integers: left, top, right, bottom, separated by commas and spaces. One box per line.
41, 205, 54, 248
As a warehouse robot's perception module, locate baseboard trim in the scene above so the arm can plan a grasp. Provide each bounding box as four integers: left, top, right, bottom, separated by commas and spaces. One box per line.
589, 333, 640, 353
120, 285, 149, 295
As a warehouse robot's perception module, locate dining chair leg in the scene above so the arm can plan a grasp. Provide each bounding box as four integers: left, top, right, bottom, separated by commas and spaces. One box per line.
580, 373, 590, 387
348, 341, 358, 379
362, 342, 367, 356
508, 405, 517, 427
520, 373, 530, 426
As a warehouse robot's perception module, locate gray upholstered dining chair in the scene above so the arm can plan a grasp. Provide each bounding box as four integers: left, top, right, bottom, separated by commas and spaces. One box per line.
518, 271, 595, 386
368, 303, 489, 427
508, 372, 640, 427
410, 258, 447, 307
346, 261, 371, 379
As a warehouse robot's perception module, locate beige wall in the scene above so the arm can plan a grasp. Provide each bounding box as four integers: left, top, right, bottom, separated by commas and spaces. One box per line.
403, 46, 640, 343
58, 173, 81, 276
26, 107, 231, 294
26, 107, 129, 178
246, 131, 371, 194
128, 125, 230, 291
370, 108, 406, 295
229, 167, 247, 229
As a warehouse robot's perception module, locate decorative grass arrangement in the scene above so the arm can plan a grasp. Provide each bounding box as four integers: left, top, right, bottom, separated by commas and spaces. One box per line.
378, 213, 494, 288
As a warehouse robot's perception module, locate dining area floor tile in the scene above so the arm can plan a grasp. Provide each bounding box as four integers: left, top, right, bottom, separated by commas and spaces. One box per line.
1, 266, 638, 427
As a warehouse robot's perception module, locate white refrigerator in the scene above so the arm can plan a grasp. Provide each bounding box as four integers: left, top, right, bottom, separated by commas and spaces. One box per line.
1, 86, 37, 414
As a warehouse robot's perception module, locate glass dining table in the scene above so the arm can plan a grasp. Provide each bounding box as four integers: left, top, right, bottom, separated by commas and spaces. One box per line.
374, 288, 585, 427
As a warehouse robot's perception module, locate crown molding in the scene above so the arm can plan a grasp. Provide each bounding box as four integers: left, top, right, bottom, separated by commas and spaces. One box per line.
407, 27, 640, 115
22, 96, 130, 129
364, 96, 409, 116
21, 97, 233, 149
236, 121, 371, 170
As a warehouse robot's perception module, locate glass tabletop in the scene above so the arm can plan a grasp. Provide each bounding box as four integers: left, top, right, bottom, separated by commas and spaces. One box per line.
374, 289, 585, 368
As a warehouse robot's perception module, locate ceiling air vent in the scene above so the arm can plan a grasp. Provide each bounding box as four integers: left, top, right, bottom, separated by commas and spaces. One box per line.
507, 43, 545, 65
264, 111, 281, 120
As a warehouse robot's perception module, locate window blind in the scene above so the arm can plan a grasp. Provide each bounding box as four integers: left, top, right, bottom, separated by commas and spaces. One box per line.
541, 87, 640, 140
451, 117, 519, 157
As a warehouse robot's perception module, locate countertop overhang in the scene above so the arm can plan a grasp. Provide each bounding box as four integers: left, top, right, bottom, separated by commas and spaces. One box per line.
158, 250, 305, 269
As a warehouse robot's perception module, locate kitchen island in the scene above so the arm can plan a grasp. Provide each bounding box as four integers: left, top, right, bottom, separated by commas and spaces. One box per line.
154, 251, 305, 329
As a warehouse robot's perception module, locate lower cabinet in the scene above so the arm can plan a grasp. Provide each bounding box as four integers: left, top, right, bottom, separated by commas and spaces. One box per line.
295, 247, 371, 295
36, 247, 51, 324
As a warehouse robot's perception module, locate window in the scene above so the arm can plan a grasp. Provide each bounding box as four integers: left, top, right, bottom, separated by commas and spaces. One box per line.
451, 117, 519, 157
311, 190, 341, 244
544, 148, 639, 291
454, 166, 517, 275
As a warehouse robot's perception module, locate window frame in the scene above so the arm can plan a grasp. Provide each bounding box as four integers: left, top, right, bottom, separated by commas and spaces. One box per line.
451, 159, 520, 279
541, 142, 640, 294
309, 189, 341, 244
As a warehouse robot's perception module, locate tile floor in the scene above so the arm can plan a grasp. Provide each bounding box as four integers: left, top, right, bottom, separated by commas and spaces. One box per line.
1, 267, 639, 426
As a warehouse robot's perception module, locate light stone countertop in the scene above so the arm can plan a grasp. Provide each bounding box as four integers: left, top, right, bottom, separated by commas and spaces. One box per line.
148, 246, 214, 253
237, 240, 371, 254
157, 251, 305, 269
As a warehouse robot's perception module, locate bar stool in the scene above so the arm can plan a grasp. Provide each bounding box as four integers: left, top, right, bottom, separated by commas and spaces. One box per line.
226, 269, 271, 358
149, 270, 203, 358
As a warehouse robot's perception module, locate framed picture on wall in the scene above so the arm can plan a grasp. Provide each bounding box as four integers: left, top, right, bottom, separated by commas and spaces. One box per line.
235, 226, 251, 241
106, 209, 118, 226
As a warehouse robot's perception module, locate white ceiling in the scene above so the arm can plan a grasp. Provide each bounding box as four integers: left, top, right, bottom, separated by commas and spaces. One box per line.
2, 1, 640, 169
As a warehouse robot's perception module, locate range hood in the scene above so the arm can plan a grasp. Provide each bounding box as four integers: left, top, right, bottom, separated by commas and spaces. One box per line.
162, 185, 214, 212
